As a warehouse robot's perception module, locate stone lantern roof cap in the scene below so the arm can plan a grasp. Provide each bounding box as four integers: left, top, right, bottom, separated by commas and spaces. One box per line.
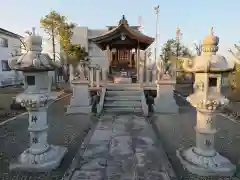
8, 28, 60, 72
202, 27, 219, 47
183, 28, 235, 73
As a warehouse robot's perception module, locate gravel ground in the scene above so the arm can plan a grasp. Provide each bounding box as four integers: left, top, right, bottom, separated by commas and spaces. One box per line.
153, 94, 240, 180
0, 96, 95, 180
0, 86, 25, 123
0, 84, 69, 123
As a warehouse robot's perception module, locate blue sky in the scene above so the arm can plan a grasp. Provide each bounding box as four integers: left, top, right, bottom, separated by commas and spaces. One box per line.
1, 0, 240, 55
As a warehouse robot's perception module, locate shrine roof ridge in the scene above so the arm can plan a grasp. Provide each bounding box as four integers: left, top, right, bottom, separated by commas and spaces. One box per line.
90, 15, 154, 50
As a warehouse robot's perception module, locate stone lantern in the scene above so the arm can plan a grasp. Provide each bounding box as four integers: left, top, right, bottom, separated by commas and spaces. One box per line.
8, 28, 67, 171
177, 28, 236, 176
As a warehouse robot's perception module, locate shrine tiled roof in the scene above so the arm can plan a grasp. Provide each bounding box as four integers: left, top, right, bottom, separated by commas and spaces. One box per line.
90, 15, 154, 47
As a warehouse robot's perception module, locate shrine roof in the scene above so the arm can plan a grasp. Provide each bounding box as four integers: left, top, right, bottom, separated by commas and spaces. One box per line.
90, 15, 154, 50
106, 25, 140, 30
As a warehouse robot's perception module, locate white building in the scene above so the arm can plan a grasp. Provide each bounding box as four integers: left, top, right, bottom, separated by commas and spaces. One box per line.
0, 28, 23, 86
70, 27, 108, 68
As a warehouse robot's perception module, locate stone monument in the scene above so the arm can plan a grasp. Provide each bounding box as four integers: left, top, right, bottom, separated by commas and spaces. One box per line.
177, 28, 236, 176
66, 60, 91, 114
154, 58, 179, 113
8, 28, 67, 171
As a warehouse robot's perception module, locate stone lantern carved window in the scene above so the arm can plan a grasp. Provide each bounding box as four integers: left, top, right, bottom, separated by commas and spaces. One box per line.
32, 137, 38, 144
205, 140, 212, 147
31, 116, 37, 123
26, 76, 35, 85
209, 77, 217, 87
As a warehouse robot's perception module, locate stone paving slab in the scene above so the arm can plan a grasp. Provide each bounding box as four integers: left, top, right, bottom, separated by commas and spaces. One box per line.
65, 114, 176, 180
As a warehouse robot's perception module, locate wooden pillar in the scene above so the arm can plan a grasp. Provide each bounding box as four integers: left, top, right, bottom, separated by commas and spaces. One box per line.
106, 45, 111, 73
106, 45, 110, 60
134, 48, 137, 78
117, 49, 120, 61
129, 50, 132, 67
110, 49, 112, 62
136, 46, 140, 81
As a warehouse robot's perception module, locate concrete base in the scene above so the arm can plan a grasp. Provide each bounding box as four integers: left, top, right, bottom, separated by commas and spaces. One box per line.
177, 147, 236, 177
154, 85, 179, 114
66, 105, 91, 114
10, 145, 67, 172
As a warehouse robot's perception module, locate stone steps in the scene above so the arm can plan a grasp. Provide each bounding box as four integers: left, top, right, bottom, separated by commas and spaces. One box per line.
106, 90, 141, 96
103, 85, 143, 113
106, 86, 141, 91
105, 96, 141, 101
103, 106, 142, 113
104, 100, 142, 107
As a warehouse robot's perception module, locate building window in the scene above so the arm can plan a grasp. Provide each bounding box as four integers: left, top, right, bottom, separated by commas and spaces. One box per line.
0, 37, 8, 47
1, 60, 11, 71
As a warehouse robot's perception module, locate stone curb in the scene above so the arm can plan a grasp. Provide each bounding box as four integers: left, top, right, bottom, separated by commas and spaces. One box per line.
148, 116, 179, 180
61, 116, 99, 180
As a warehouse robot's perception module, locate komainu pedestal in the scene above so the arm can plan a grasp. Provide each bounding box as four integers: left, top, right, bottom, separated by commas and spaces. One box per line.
155, 74, 179, 114
66, 79, 91, 114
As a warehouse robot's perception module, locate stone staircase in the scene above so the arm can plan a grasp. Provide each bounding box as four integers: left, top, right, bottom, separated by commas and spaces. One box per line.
103, 84, 143, 114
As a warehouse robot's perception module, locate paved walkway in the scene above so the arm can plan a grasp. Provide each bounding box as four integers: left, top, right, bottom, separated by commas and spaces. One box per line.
63, 114, 176, 180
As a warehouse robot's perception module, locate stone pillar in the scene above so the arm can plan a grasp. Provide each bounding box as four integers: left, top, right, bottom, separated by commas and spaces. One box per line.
146, 68, 150, 84
102, 68, 107, 86
139, 65, 144, 85
90, 67, 94, 87
96, 67, 100, 88
156, 83, 160, 98
69, 64, 75, 84
27, 111, 49, 154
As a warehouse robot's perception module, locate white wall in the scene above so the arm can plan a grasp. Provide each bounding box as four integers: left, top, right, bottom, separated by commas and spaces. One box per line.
0, 33, 23, 85
71, 27, 108, 69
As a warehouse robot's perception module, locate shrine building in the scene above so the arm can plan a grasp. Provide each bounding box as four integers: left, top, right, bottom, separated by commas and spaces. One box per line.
90, 15, 154, 81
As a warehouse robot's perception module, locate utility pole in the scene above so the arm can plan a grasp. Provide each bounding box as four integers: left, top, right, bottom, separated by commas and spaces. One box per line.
154, 5, 159, 65
176, 27, 181, 77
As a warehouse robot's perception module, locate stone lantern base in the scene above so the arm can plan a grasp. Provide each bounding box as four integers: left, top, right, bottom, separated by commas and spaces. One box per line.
177, 147, 236, 177
10, 145, 67, 172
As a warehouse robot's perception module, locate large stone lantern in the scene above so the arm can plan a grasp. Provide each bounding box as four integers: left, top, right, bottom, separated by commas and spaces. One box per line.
177, 28, 236, 176
8, 28, 67, 171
